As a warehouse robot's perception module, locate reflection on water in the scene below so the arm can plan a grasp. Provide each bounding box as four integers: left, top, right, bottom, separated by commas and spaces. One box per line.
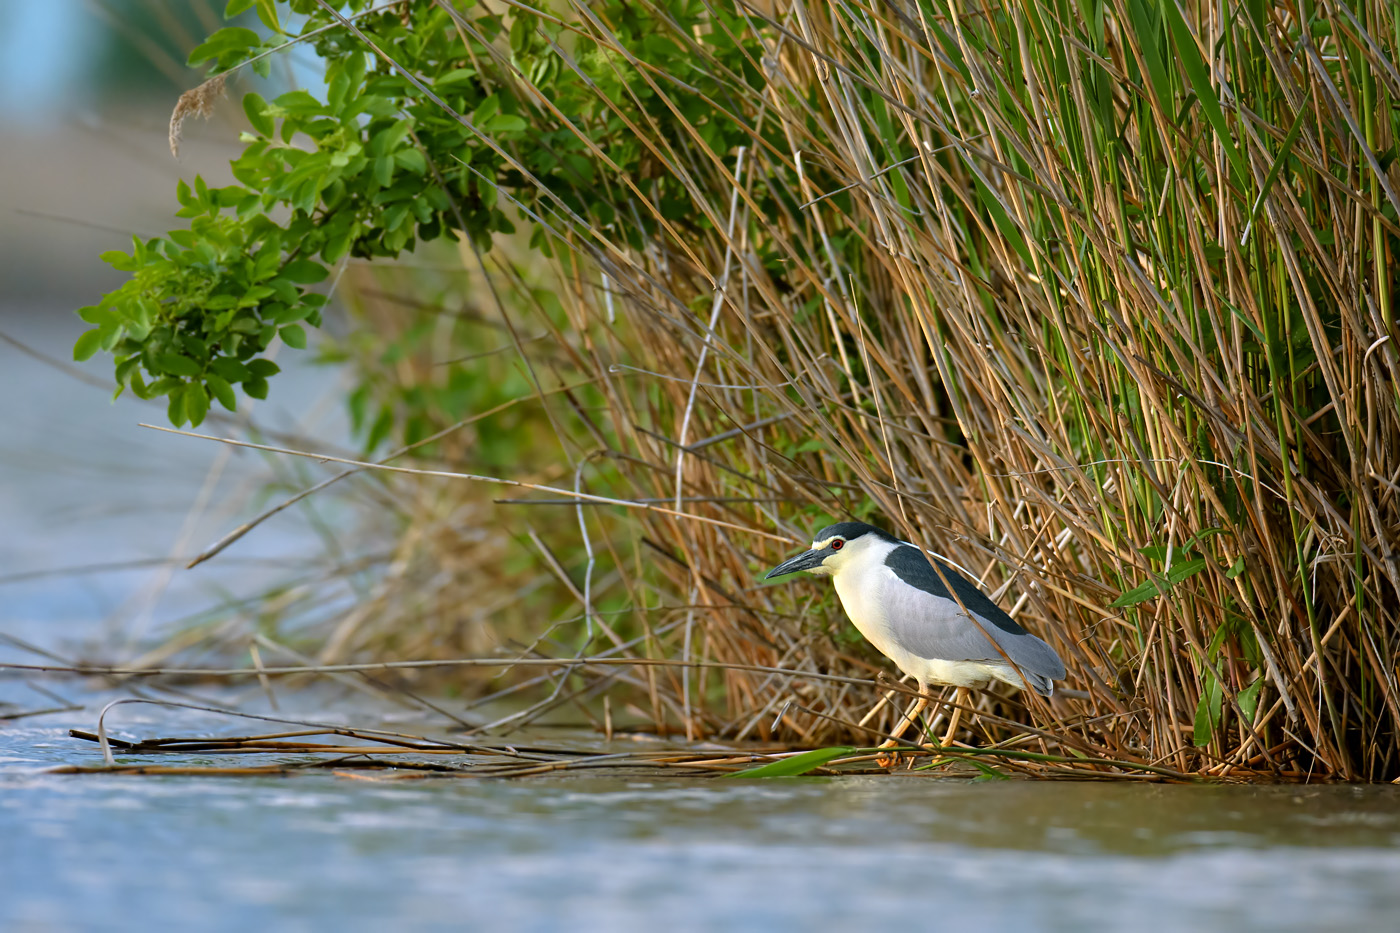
2, 709, 1398, 931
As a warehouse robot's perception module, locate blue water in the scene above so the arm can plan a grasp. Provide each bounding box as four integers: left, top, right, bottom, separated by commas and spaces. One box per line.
0, 306, 350, 648
2, 705, 1399, 932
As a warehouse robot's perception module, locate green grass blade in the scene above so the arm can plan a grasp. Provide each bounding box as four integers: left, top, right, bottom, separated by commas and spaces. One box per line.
1240, 103, 1309, 244
726, 746, 856, 778
1162, 0, 1248, 189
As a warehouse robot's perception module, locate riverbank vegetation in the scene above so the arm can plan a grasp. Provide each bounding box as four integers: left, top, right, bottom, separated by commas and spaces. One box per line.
78, 0, 1400, 781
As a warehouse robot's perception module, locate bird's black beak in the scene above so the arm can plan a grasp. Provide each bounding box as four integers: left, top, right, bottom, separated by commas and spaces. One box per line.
764, 548, 826, 579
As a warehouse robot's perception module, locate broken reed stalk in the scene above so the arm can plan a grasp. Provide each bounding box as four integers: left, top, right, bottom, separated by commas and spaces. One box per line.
60, 724, 1201, 781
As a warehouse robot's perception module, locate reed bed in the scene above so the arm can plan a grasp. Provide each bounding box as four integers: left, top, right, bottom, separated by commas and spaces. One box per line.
75, 0, 1400, 782
330, 0, 1397, 780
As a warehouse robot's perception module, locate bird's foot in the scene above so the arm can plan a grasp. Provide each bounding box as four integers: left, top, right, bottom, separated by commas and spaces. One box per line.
874, 738, 899, 769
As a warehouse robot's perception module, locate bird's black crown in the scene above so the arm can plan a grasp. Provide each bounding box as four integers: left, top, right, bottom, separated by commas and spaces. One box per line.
813, 522, 901, 544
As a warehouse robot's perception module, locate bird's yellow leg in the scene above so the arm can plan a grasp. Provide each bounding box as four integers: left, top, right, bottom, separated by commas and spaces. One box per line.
875, 689, 929, 767
938, 687, 968, 747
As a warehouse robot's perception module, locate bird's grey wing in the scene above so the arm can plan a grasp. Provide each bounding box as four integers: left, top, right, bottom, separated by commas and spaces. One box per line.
879, 546, 1066, 686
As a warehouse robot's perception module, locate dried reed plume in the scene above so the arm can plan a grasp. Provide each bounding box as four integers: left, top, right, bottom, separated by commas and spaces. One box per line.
169, 73, 225, 158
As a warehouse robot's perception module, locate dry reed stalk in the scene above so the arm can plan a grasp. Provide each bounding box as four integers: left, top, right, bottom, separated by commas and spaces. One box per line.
59, 722, 1198, 780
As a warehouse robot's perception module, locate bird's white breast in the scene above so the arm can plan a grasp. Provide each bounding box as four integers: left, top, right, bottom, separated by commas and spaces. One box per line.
831, 544, 917, 672
830, 542, 1023, 690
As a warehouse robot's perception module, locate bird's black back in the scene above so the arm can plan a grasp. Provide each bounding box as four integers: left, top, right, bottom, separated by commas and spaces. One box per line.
883, 544, 1028, 637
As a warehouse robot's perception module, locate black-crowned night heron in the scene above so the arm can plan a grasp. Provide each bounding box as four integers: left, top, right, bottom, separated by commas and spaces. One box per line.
765, 521, 1065, 750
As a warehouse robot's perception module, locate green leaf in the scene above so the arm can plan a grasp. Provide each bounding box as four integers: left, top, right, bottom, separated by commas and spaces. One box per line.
155, 353, 203, 378
224, 0, 256, 16
269, 302, 309, 325
395, 148, 427, 174
126, 371, 152, 400
346, 385, 369, 433
1238, 677, 1264, 722
281, 259, 328, 284
326, 69, 351, 112
245, 375, 269, 400
1225, 555, 1247, 579
240, 285, 275, 305
274, 89, 324, 116
73, 328, 104, 362
1161, 1, 1247, 189
254, 0, 281, 33
1124, 0, 1171, 113
384, 202, 410, 232
1220, 298, 1265, 344
78, 305, 115, 326
1114, 553, 1210, 609
1165, 557, 1208, 585
1205, 621, 1230, 658
1193, 670, 1224, 747
725, 746, 855, 778
484, 113, 528, 134
184, 383, 210, 427
972, 176, 1032, 266
246, 358, 281, 378
1240, 104, 1308, 245
280, 324, 307, 349
509, 14, 533, 54
471, 95, 501, 127
99, 249, 136, 271
114, 356, 140, 387
188, 26, 261, 67
167, 387, 187, 426
211, 358, 251, 382
1183, 528, 1227, 550
243, 92, 274, 136
437, 67, 478, 87
1110, 578, 1164, 608
374, 154, 395, 187
206, 373, 237, 412
365, 407, 394, 452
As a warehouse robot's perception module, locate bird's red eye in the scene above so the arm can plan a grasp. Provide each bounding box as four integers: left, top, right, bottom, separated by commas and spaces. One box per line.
830, 539, 844, 550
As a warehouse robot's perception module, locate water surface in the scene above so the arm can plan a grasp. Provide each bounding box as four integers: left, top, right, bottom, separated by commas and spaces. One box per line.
3, 707, 1398, 932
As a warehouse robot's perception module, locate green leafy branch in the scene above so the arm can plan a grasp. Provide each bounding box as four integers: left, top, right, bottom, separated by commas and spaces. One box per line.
76, 0, 777, 431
